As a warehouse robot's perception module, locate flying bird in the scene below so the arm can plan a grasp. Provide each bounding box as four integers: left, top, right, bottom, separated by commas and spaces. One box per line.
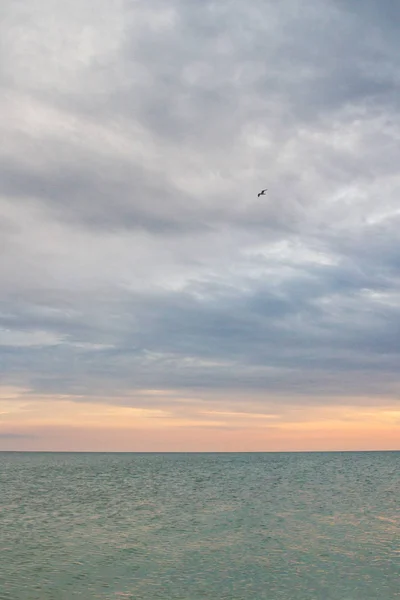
257, 188, 268, 197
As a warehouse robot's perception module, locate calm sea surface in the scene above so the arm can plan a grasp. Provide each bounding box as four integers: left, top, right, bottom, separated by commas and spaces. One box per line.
0, 452, 399, 599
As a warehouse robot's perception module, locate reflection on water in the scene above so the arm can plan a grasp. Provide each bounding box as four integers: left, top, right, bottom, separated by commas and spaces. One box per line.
0, 451, 399, 599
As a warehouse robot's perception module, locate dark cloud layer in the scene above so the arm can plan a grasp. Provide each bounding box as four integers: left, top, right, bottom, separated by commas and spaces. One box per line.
1, 0, 400, 411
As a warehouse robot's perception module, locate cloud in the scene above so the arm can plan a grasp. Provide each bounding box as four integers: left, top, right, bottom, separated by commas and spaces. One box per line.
1, 0, 400, 425
0, 432, 36, 439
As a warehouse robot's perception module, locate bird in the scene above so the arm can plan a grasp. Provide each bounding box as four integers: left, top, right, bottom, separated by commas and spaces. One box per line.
257, 188, 268, 197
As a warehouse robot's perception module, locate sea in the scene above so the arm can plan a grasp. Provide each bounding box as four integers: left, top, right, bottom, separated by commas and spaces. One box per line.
0, 451, 399, 600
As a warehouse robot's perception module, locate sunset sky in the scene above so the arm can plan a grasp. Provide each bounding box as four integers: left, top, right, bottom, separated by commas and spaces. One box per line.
1, 0, 400, 451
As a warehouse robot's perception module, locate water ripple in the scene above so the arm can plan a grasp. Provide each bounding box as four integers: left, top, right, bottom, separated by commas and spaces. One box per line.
0, 451, 399, 599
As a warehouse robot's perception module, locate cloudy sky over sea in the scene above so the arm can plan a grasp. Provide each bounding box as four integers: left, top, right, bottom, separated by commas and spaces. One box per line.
1, 0, 400, 450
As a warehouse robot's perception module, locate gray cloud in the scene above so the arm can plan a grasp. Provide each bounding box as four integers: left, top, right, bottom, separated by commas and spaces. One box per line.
0, 433, 36, 440
1, 0, 400, 412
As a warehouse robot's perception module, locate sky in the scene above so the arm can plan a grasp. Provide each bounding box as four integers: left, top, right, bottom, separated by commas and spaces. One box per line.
1, 0, 400, 451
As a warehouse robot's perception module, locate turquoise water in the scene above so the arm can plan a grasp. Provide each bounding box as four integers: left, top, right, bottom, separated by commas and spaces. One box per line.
0, 452, 399, 599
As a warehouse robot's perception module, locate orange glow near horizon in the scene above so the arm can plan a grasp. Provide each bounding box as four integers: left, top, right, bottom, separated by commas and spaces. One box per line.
0, 386, 399, 452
